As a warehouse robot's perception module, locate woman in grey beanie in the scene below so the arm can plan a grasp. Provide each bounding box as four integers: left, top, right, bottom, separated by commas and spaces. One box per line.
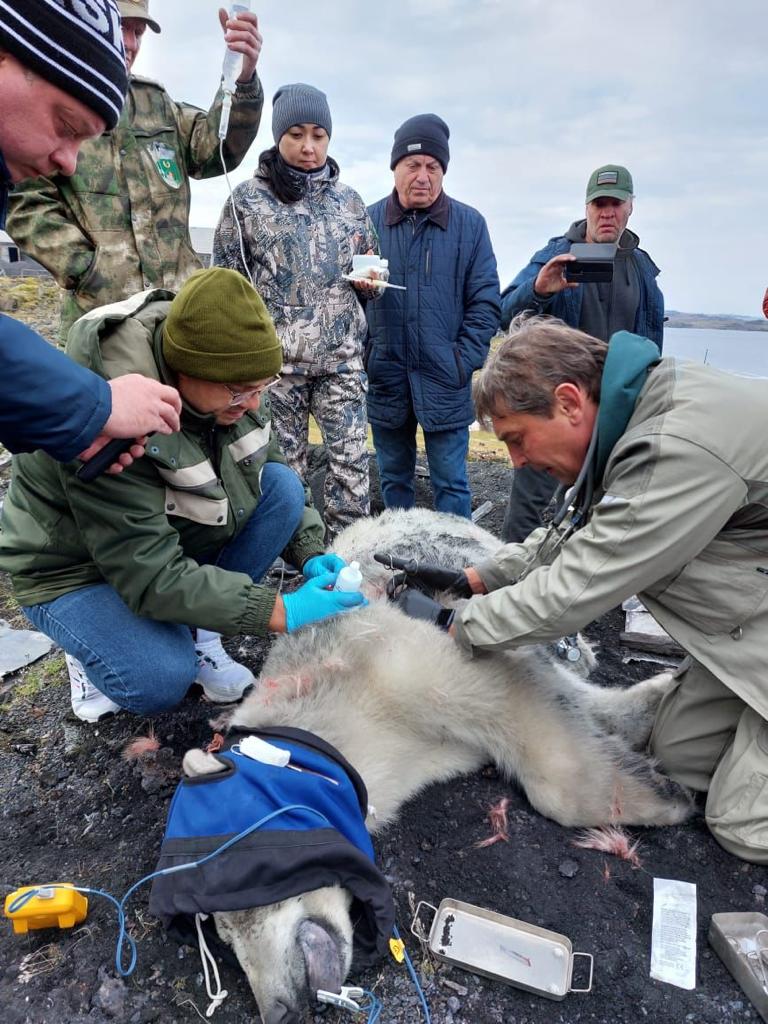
212, 83, 378, 539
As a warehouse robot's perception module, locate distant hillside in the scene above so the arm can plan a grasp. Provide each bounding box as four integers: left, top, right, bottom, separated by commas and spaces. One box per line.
666, 310, 768, 331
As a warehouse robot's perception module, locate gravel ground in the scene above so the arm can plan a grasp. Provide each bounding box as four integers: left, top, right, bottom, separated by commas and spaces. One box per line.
0, 294, 764, 1024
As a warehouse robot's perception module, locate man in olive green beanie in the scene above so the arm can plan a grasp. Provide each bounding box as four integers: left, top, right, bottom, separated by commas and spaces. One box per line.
163, 267, 283, 382
0, 275, 366, 724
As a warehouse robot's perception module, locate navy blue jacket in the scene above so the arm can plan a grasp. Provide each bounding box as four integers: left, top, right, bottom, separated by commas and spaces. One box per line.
500, 232, 664, 350
0, 314, 111, 460
366, 191, 500, 431
0, 148, 109, 457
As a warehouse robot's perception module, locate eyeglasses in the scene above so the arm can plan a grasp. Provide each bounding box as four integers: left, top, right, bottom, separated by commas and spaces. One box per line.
221, 376, 280, 408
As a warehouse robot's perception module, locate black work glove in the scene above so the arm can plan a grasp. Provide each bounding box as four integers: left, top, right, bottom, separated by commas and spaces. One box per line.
373, 552, 472, 599
391, 586, 455, 631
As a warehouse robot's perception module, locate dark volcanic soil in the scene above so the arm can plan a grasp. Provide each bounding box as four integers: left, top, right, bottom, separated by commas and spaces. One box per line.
0, 451, 764, 1024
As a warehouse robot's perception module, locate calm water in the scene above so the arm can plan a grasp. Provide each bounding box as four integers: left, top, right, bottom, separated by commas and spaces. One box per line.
663, 327, 768, 378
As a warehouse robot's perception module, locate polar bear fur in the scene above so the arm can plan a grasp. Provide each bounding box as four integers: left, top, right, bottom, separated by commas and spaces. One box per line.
183, 509, 693, 1023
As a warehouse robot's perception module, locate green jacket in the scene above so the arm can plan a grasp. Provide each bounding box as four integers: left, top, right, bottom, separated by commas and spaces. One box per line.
0, 292, 325, 637
455, 332, 768, 719
7, 74, 263, 336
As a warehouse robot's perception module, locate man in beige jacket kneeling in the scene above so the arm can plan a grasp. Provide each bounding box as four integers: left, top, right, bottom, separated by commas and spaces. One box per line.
398, 315, 768, 864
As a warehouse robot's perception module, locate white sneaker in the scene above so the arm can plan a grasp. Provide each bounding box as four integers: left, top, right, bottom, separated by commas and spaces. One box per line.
67, 654, 121, 723
195, 637, 255, 703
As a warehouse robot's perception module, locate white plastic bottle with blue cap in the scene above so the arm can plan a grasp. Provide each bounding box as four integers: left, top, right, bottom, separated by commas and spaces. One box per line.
334, 561, 363, 593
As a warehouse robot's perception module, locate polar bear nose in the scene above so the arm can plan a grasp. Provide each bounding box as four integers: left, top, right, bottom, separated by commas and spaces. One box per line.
299, 918, 345, 998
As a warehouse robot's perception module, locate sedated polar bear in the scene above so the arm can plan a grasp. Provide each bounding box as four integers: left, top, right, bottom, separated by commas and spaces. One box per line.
175, 509, 693, 1024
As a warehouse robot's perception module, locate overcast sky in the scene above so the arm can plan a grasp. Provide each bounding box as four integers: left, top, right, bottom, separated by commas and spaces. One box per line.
137, 0, 766, 316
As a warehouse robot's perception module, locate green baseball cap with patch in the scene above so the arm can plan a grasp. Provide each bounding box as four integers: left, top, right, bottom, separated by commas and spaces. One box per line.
586, 164, 633, 203
118, 0, 161, 33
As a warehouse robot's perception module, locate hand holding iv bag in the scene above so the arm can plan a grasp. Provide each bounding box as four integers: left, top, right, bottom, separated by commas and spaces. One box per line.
219, 2, 251, 138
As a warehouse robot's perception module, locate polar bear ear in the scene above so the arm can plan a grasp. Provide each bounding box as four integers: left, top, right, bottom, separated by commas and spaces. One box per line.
182, 748, 228, 778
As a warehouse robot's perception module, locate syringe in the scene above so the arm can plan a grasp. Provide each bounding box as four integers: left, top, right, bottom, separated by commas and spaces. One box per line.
218, 1, 251, 140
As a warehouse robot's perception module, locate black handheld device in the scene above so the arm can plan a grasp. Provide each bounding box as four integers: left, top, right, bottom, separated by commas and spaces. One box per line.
373, 551, 472, 599
75, 436, 143, 483
565, 242, 617, 284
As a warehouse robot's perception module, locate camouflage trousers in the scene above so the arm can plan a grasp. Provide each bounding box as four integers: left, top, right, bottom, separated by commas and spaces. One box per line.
269, 371, 370, 539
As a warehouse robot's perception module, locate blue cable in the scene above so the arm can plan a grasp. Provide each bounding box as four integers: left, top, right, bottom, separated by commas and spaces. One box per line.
360, 990, 382, 1022
8, 806, 433, 1021
393, 924, 432, 1024
9, 883, 140, 974
8, 804, 332, 977
350, 925, 430, 1023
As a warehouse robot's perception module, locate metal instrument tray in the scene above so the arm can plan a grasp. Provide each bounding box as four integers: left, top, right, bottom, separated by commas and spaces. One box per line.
411, 898, 593, 1001
709, 912, 768, 1023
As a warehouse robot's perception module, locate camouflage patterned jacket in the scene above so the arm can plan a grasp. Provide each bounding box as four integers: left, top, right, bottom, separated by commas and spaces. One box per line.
7, 74, 263, 335
212, 162, 377, 376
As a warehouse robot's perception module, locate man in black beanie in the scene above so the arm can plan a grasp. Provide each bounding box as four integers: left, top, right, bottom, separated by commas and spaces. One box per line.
0, 0, 181, 472
365, 114, 500, 518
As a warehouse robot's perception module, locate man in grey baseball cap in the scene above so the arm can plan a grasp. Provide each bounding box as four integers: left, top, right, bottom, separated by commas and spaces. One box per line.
497, 163, 664, 543
585, 163, 635, 204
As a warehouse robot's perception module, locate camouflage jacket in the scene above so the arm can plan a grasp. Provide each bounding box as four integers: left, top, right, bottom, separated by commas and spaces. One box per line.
212, 163, 377, 375
7, 73, 263, 336
0, 291, 325, 636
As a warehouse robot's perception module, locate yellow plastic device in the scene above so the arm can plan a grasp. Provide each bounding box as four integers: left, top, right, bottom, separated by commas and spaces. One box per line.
4, 884, 88, 934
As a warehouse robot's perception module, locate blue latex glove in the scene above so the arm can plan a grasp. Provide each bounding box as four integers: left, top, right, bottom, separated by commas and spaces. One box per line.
283, 572, 367, 632
302, 553, 347, 578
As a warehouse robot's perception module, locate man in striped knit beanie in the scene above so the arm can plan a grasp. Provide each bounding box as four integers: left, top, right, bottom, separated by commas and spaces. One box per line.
0, 3, 181, 483
0, 0, 127, 219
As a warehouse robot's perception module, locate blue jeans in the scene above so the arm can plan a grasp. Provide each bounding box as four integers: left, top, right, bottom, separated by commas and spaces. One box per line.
22, 463, 306, 715
372, 411, 472, 518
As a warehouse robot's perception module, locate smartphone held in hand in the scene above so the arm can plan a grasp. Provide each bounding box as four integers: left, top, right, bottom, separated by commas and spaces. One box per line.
565, 242, 617, 284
